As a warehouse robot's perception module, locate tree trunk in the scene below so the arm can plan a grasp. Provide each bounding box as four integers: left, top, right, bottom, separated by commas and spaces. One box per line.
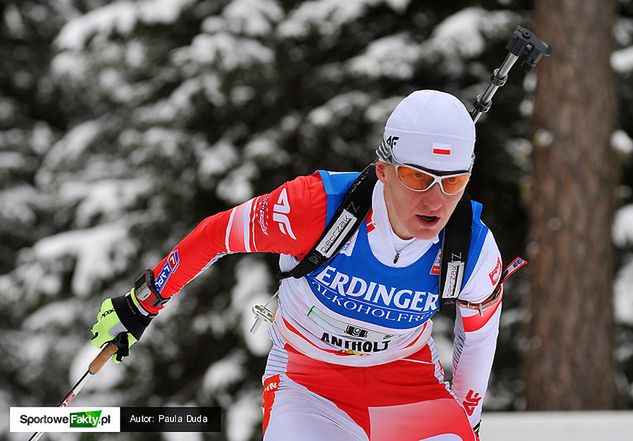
525, 0, 618, 409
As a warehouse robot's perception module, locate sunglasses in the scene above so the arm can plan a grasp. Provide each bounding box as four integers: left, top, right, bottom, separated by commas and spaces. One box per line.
391, 159, 471, 195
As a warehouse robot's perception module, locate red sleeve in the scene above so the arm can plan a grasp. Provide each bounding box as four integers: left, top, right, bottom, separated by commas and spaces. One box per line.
141, 172, 327, 314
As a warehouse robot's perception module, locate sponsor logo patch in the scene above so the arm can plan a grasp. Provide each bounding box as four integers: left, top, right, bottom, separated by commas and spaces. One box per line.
366, 209, 375, 233
273, 189, 296, 240
167, 251, 179, 271
463, 390, 482, 416
489, 257, 502, 286
316, 209, 356, 258
321, 332, 389, 353
442, 258, 464, 299
262, 374, 280, 433
155, 250, 179, 293
307, 265, 439, 328
258, 195, 269, 236
430, 249, 441, 275
344, 325, 369, 338
385, 135, 399, 148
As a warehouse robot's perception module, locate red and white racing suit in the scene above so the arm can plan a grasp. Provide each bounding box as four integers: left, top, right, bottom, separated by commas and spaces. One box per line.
142, 171, 503, 441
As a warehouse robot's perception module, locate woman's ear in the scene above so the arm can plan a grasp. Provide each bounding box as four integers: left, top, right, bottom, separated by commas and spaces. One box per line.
375, 161, 388, 183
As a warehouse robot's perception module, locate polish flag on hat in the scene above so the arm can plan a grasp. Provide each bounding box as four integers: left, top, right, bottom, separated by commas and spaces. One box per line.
432, 143, 452, 156
383, 90, 475, 171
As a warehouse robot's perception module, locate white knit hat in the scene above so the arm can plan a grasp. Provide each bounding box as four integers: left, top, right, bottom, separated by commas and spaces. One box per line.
380, 90, 475, 172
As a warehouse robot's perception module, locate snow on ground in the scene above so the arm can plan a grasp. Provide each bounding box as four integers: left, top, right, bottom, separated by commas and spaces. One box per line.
482, 411, 633, 441
162, 431, 202, 441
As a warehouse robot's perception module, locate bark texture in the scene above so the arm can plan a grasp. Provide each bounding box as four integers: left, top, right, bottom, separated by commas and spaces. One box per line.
525, 0, 618, 409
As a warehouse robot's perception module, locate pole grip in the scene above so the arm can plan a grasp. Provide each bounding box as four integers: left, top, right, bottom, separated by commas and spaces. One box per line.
88, 342, 118, 374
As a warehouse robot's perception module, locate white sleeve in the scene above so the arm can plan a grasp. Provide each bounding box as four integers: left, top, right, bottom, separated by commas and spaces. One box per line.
451, 230, 503, 427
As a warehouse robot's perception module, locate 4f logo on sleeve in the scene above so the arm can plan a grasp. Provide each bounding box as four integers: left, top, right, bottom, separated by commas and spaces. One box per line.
463, 390, 482, 416
273, 188, 297, 240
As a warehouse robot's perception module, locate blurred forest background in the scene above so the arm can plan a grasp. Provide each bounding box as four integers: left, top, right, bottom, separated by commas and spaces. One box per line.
1, 0, 633, 440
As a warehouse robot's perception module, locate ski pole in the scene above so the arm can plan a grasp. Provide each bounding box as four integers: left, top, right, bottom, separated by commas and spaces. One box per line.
28, 341, 118, 441
471, 25, 552, 123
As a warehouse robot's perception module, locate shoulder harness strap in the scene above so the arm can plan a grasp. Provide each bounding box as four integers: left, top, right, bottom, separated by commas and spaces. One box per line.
439, 195, 472, 308
279, 163, 378, 279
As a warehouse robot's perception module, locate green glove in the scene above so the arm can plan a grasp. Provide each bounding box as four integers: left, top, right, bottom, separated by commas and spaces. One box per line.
91, 289, 152, 363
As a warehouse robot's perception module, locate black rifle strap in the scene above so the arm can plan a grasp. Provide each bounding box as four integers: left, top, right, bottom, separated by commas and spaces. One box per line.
279, 163, 378, 279
439, 195, 472, 308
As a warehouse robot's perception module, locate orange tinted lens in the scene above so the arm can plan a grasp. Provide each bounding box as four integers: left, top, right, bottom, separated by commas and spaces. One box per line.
396, 166, 436, 190
440, 174, 470, 194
